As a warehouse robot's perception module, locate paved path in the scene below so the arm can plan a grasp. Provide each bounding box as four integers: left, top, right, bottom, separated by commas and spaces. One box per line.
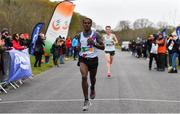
0, 50, 180, 113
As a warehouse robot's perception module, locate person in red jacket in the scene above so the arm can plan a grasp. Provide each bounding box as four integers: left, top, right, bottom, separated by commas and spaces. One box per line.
12, 33, 26, 50
65, 37, 72, 58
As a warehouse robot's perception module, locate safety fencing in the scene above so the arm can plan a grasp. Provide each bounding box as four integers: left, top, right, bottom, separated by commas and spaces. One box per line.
0, 49, 32, 93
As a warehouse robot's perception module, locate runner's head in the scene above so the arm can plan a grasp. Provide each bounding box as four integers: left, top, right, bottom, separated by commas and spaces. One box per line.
83, 18, 92, 32
105, 26, 111, 35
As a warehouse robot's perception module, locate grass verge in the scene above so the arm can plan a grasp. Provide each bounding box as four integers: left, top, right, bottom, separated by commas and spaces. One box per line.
30, 56, 54, 76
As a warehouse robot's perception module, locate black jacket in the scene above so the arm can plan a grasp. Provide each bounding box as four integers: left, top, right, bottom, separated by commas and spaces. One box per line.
168, 38, 180, 54
34, 37, 45, 55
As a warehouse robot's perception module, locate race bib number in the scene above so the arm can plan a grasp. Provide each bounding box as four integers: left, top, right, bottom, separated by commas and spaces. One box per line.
106, 41, 114, 46
106, 44, 113, 46
81, 46, 94, 53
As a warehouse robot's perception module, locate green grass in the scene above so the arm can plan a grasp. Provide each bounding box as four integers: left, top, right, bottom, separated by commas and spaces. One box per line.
115, 44, 121, 50
178, 61, 180, 69
30, 56, 54, 76
30, 56, 74, 76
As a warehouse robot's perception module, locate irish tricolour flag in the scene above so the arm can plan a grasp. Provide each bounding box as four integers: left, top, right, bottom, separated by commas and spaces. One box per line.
45, 1, 75, 54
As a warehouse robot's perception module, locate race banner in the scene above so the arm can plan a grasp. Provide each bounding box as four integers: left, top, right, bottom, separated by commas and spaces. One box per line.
30, 22, 44, 55
7, 49, 32, 82
45, 1, 75, 54
176, 26, 180, 39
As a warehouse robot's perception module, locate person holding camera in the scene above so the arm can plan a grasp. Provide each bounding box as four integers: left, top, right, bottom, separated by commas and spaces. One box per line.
1, 29, 12, 49
12, 33, 27, 51
156, 34, 166, 71
168, 33, 180, 73
34, 33, 45, 67
0, 39, 6, 81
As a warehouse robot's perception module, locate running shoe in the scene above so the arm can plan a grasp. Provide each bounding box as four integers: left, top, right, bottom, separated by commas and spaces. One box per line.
90, 89, 96, 99
82, 100, 91, 111
107, 73, 111, 78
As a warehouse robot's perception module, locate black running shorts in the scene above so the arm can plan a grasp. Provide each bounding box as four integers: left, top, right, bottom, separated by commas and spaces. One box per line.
79, 56, 98, 70
105, 51, 115, 56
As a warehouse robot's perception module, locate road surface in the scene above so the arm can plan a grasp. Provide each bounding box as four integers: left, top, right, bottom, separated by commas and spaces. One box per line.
0, 50, 180, 113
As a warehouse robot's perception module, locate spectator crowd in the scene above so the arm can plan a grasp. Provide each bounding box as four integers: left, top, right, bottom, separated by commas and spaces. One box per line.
129, 32, 180, 73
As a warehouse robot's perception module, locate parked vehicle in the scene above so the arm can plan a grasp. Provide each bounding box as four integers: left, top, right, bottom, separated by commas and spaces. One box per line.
121, 41, 130, 51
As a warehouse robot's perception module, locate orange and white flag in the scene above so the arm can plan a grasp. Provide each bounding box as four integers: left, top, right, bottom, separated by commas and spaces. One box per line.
45, 1, 75, 53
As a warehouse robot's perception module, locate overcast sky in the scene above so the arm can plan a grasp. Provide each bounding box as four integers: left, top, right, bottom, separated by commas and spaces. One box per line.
50, 0, 180, 29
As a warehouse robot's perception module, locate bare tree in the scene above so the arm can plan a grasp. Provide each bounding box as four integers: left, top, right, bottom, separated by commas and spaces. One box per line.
115, 20, 130, 31
133, 18, 154, 29
157, 21, 168, 29
96, 25, 103, 31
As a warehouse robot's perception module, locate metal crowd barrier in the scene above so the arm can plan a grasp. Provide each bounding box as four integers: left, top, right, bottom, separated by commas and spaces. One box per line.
0, 50, 32, 93
0, 52, 10, 93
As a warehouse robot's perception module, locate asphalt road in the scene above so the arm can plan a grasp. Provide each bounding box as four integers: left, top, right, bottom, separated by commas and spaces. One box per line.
0, 50, 180, 113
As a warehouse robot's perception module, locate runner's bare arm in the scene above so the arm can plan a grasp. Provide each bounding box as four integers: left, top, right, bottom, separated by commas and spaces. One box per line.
112, 34, 118, 44
94, 32, 105, 50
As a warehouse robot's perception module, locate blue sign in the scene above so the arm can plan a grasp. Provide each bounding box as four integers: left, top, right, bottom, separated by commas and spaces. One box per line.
161, 28, 167, 38
176, 26, 180, 39
7, 49, 32, 82
30, 23, 44, 55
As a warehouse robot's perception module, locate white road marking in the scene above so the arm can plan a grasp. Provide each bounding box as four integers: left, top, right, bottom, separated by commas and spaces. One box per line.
1, 98, 180, 104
